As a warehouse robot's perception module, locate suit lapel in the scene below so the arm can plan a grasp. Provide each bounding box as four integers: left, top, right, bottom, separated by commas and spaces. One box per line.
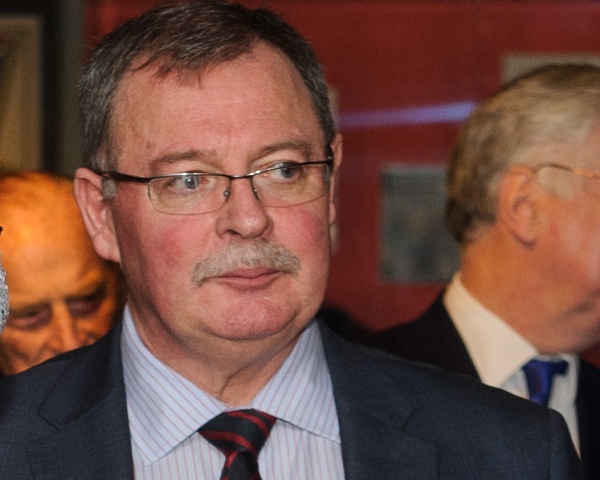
27, 404, 132, 480
335, 395, 437, 480
26, 324, 134, 480
410, 296, 480, 379
320, 323, 438, 479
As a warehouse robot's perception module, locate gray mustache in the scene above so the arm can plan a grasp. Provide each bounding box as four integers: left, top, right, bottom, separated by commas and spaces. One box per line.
192, 239, 300, 285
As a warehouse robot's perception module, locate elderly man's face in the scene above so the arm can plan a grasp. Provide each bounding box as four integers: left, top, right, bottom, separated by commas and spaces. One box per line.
83, 43, 340, 367
0, 194, 120, 375
520, 125, 600, 351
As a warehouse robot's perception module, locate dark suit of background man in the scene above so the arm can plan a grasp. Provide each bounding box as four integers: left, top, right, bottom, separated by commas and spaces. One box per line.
0, 2, 584, 478
374, 64, 600, 480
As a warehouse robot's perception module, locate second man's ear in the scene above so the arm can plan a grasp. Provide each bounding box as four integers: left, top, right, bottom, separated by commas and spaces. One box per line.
497, 166, 541, 246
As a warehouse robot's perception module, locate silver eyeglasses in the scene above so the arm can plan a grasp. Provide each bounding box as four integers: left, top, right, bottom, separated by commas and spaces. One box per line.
98, 158, 334, 215
531, 162, 600, 180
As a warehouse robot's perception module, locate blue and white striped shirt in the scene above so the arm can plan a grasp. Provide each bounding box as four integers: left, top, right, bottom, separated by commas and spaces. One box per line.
122, 307, 345, 479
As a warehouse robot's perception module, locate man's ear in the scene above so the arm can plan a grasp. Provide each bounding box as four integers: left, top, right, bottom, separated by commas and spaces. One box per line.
497, 166, 540, 245
73, 168, 121, 263
328, 133, 343, 227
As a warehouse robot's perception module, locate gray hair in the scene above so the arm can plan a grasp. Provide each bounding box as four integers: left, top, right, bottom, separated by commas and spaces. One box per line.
78, 0, 335, 173
446, 63, 600, 244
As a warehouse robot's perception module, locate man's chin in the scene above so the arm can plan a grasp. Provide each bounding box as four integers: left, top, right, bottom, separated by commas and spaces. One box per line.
214, 312, 307, 344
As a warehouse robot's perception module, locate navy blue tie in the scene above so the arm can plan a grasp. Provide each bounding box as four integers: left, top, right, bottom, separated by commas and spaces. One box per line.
199, 409, 276, 480
522, 359, 568, 406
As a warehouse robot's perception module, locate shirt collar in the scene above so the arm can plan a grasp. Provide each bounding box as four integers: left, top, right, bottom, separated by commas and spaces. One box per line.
444, 273, 540, 386
121, 307, 338, 465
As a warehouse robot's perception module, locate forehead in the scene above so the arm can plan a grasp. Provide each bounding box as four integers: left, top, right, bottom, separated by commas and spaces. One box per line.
0, 194, 82, 247
110, 43, 323, 171
0, 180, 97, 272
1, 230, 110, 307
0, 207, 95, 265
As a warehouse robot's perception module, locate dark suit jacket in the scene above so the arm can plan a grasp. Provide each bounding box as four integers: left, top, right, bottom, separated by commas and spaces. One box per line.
373, 295, 600, 480
0, 319, 584, 479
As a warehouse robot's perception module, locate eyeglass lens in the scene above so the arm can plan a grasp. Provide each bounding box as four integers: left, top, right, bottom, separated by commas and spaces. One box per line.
148, 163, 331, 215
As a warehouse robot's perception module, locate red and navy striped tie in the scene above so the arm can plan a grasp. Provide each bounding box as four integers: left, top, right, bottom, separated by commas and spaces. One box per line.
199, 409, 277, 480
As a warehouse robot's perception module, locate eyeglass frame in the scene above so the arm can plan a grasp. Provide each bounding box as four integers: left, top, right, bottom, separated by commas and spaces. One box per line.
530, 162, 600, 180
95, 152, 335, 215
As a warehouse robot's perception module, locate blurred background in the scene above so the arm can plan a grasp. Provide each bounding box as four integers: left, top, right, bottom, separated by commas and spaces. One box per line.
2, 0, 600, 348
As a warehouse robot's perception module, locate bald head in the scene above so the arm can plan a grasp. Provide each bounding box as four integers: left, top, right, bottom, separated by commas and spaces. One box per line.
0, 172, 122, 375
0, 173, 91, 261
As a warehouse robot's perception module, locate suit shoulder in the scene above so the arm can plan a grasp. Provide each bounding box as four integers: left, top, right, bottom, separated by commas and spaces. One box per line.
323, 329, 583, 477
0, 348, 81, 399
0, 329, 119, 441
0, 353, 80, 441
326, 326, 559, 425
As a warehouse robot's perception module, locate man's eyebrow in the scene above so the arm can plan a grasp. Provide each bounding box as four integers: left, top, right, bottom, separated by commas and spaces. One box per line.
8, 302, 49, 317
9, 281, 109, 315
148, 149, 210, 170
253, 141, 314, 159
146, 141, 316, 171
64, 281, 108, 303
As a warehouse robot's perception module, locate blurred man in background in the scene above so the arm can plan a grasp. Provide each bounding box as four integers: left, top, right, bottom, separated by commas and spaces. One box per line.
374, 64, 600, 479
0, 172, 122, 375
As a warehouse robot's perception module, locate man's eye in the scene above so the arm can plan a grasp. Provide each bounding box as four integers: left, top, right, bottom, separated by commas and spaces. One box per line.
7, 307, 52, 331
270, 163, 302, 181
67, 289, 107, 318
180, 174, 203, 191
164, 174, 202, 191
163, 174, 218, 194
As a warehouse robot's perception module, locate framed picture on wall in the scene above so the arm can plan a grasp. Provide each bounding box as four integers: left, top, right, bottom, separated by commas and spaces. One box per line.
0, 14, 42, 172
380, 164, 459, 283
0, 0, 83, 175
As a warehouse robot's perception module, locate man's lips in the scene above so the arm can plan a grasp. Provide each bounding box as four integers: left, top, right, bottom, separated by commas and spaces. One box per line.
212, 267, 282, 287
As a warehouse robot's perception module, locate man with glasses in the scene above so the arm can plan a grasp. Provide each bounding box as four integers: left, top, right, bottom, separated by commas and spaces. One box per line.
0, 3, 583, 478
374, 64, 600, 479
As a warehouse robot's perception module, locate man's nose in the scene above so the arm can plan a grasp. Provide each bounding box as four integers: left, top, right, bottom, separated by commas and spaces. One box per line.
216, 176, 271, 239
48, 305, 83, 352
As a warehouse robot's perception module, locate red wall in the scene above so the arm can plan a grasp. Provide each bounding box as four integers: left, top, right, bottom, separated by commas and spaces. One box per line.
85, 0, 600, 338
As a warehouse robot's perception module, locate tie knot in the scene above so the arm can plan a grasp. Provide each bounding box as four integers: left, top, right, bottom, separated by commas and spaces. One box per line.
522, 358, 568, 406
199, 409, 276, 459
